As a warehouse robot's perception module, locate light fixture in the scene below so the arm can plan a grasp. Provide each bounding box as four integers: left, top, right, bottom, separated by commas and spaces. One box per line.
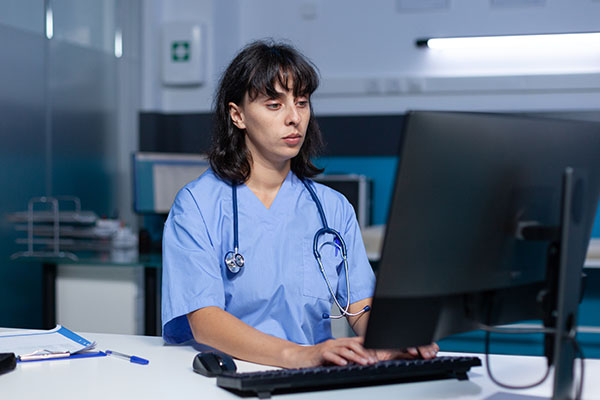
114, 29, 123, 58
416, 32, 600, 50
45, 5, 53, 39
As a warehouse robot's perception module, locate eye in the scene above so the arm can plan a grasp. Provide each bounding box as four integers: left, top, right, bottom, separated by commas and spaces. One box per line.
296, 99, 309, 108
266, 102, 281, 110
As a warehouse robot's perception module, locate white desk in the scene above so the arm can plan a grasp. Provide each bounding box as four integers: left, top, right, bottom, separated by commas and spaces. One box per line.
1, 330, 599, 400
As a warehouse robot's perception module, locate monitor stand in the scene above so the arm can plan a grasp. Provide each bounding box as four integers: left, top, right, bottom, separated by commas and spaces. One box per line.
518, 167, 587, 399
551, 167, 587, 400
525, 168, 588, 400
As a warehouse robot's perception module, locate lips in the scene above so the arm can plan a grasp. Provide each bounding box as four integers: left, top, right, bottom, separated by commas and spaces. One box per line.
283, 133, 302, 145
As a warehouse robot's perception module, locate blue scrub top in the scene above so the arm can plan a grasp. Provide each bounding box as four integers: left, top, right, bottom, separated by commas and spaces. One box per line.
161, 169, 375, 345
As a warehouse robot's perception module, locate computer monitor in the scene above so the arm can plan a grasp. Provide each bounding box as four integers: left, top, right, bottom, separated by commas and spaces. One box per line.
313, 174, 372, 228
364, 111, 600, 399
132, 152, 209, 214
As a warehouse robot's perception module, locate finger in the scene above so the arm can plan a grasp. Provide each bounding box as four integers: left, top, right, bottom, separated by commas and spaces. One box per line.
321, 351, 349, 366
328, 338, 378, 364
357, 345, 381, 362
417, 345, 437, 359
365, 348, 381, 361
330, 337, 374, 362
374, 349, 393, 361
427, 343, 439, 355
350, 343, 378, 364
339, 347, 370, 365
406, 347, 419, 357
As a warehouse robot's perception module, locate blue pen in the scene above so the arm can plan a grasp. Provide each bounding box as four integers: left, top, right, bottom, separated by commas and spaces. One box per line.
106, 350, 149, 365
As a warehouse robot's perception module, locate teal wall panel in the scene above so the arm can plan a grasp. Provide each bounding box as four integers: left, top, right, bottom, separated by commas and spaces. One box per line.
593, 209, 600, 238
0, 24, 46, 329
133, 161, 156, 213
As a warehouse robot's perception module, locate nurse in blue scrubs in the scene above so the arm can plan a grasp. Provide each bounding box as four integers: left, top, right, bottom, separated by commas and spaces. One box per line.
161, 40, 438, 368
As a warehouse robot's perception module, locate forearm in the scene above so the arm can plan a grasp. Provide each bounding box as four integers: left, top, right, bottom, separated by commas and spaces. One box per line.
347, 297, 372, 337
187, 306, 301, 368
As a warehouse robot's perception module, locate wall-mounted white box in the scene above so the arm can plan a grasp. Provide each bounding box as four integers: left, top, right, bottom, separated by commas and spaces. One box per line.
161, 21, 204, 86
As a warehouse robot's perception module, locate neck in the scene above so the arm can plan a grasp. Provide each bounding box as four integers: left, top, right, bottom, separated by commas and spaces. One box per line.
244, 159, 291, 209
246, 159, 291, 192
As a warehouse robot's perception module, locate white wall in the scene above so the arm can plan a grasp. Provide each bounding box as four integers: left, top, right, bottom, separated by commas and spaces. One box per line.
142, 0, 600, 114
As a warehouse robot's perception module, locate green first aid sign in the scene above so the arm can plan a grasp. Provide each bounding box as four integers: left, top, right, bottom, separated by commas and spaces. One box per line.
171, 41, 190, 62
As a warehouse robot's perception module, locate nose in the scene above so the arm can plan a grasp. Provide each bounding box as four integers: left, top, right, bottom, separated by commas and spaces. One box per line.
286, 104, 301, 126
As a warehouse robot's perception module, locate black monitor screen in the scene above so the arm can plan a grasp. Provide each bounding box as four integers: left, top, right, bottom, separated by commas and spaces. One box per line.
365, 111, 600, 350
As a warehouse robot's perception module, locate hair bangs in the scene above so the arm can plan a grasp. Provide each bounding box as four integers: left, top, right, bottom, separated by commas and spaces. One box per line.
246, 46, 319, 101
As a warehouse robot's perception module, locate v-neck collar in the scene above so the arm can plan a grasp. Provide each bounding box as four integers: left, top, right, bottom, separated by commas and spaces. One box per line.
240, 170, 295, 213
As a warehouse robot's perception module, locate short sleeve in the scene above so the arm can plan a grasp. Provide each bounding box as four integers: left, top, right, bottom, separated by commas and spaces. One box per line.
161, 187, 225, 344
335, 200, 376, 306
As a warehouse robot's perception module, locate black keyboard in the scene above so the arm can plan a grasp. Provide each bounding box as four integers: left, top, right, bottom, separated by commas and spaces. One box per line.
217, 356, 482, 398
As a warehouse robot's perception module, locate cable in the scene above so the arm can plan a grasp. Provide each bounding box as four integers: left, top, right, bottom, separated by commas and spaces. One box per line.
483, 324, 586, 397
571, 337, 585, 400
484, 330, 552, 390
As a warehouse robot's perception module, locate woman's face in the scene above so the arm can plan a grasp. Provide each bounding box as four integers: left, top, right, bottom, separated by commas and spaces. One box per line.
229, 80, 310, 170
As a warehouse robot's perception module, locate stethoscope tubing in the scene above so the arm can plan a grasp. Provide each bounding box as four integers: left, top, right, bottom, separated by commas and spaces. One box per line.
232, 182, 240, 254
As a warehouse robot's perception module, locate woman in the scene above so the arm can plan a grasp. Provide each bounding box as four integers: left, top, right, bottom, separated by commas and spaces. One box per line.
161, 40, 438, 368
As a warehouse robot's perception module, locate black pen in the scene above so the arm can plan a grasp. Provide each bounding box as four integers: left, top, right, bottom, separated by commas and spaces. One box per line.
106, 350, 149, 365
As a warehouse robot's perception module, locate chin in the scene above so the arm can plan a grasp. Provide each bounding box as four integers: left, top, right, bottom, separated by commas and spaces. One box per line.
279, 150, 302, 164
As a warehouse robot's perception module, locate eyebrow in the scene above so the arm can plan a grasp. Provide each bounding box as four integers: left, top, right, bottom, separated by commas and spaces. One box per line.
265, 92, 284, 100
251, 88, 309, 102
268, 91, 309, 100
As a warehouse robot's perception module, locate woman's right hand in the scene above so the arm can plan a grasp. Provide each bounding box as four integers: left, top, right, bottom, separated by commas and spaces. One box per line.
285, 336, 378, 368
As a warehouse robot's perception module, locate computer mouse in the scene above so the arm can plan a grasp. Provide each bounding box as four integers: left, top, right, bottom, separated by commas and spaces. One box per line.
192, 352, 237, 377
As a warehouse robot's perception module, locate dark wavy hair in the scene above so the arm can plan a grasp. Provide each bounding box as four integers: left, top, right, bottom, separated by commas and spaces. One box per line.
209, 40, 324, 184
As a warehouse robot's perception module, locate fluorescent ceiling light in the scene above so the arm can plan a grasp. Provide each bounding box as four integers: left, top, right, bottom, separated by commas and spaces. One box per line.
417, 32, 600, 50
45, 6, 53, 39
114, 29, 123, 58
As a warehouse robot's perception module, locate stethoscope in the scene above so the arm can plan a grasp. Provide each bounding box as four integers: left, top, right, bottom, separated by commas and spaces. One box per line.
224, 178, 370, 320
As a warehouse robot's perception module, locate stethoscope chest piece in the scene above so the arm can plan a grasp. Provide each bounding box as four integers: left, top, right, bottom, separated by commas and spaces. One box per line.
225, 250, 244, 273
